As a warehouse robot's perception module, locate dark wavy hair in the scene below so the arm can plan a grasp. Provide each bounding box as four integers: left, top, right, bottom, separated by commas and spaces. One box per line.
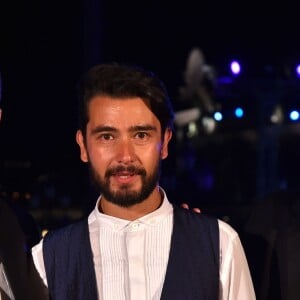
77, 62, 174, 137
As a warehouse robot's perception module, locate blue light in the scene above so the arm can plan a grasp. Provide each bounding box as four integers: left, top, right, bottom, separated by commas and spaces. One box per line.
289, 110, 300, 121
214, 111, 223, 121
235, 107, 244, 118
296, 65, 300, 77
230, 61, 241, 75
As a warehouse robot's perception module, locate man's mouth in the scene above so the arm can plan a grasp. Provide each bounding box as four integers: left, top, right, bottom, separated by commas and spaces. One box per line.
113, 171, 137, 184
107, 165, 144, 177
116, 171, 134, 178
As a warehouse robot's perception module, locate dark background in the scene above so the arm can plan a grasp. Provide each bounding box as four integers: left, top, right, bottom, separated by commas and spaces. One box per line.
2, 2, 300, 297
1, 0, 300, 222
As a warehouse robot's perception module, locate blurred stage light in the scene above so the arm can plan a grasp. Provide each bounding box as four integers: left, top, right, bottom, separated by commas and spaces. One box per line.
230, 61, 241, 75
296, 64, 300, 77
234, 107, 244, 118
289, 110, 300, 121
187, 122, 198, 138
214, 111, 223, 121
270, 104, 284, 124
174, 108, 200, 127
202, 117, 216, 134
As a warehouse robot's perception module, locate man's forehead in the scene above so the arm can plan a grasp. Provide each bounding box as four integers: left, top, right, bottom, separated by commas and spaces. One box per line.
89, 96, 155, 117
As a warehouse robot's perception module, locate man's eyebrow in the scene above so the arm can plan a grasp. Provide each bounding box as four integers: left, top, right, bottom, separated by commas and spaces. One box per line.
129, 125, 157, 132
91, 125, 117, 135
90, 124, 158, 135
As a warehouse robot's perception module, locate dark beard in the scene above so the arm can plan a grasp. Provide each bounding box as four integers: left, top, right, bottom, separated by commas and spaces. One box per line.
88, 162, 161, 207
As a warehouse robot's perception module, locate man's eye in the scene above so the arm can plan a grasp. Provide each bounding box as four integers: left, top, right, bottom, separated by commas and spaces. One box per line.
135, 132, 148, 139
100, 134, 113, 140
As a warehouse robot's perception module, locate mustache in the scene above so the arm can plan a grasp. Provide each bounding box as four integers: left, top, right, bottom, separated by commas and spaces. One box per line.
105, 165, 146, 177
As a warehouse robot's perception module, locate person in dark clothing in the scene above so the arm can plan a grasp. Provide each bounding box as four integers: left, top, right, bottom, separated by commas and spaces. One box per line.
0, 73, 49, 299
243, 189, 300, 300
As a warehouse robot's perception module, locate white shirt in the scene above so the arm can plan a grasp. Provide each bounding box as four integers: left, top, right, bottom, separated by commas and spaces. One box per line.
32, 190, 256, 299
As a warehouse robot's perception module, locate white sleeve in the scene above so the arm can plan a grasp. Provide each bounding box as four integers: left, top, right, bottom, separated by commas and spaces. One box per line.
218, 220, 256, 300
0, 262, 14, 299
31, 239, 48, 287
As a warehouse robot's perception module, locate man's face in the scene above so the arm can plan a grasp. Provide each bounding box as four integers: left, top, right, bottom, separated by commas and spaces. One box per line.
76, 96, 172, 207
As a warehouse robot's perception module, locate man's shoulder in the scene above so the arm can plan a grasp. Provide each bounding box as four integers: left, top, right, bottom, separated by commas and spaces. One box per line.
172, 206, 220, 240
173, 205, 218, 223
217, 219, 240, 246
173, 206, 239, 240
218, 219, 238, 234
44, 218, 88, 242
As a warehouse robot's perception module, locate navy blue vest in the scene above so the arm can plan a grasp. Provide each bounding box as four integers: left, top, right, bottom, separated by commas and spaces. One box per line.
43, 206, 219, 299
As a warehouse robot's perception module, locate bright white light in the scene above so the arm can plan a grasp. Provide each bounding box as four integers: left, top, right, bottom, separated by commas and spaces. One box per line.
289, 110, 300, 121
214, 111, 223, 121
230, 61, 241, 75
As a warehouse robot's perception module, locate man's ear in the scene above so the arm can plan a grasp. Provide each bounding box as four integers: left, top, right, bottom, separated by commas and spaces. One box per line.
161, 128, 172, 160
76, 130, 88, 162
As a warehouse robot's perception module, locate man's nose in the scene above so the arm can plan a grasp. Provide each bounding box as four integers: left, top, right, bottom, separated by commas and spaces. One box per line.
116, 139, 135, 163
